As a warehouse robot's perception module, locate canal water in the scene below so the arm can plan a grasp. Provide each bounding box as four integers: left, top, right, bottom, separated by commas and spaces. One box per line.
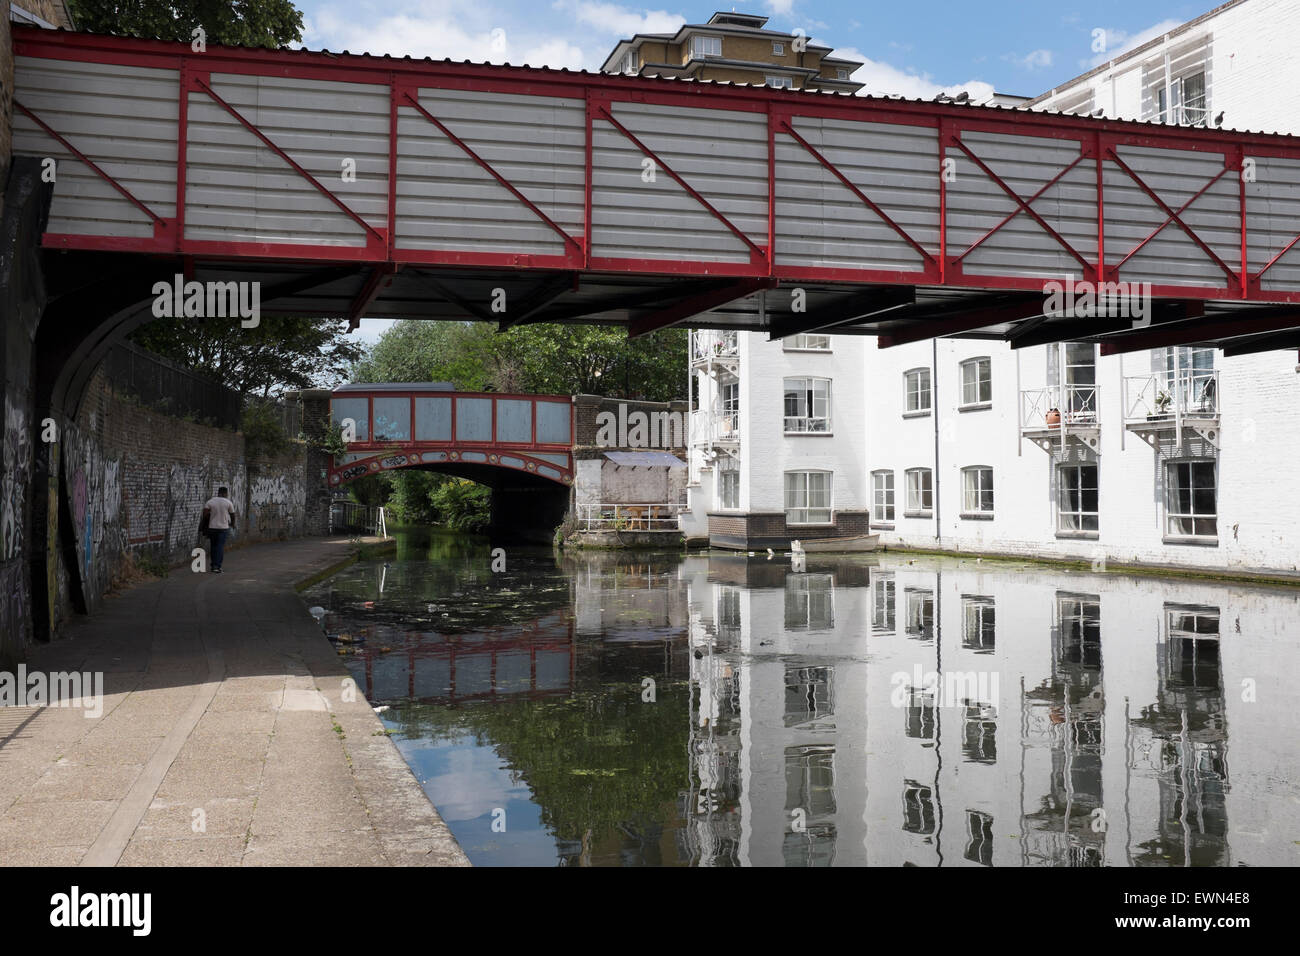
303, 529, 1300, 867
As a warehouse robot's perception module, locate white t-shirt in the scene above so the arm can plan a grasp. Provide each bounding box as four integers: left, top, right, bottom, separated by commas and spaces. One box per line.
205, 496, 236, 530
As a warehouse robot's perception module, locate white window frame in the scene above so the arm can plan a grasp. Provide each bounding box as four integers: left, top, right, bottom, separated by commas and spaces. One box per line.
1165, 459, 1218, 541
716, 457, 740, 511
621, 50, 638, 74
1057, 463, 1099, 535
961, 596, 996, 653
772, 41, 785, 56
783, 332, 831, 351
766, 75, 794, 89
785, 470, 833, 526
959, 357, 992, 408
783, 377, 832, 434
836, 68, 850, 80
904, 367, 931, 415
905, 468, 933, 517
691, 35, 722, 58
1180, 71, 1207, 127
961, 466, 994, 517
872, 470, 895, 524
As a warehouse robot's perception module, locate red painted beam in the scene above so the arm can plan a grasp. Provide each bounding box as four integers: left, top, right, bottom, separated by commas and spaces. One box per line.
628, 278, 778, 338
347, 263, 400, 327
877, 297, 1045, 348
1098, 309, 1300, 355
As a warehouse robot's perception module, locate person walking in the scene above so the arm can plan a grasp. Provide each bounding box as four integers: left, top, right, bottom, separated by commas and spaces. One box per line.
202, 486, 237, 573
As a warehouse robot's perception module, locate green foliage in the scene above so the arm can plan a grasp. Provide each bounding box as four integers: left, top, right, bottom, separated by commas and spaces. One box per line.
384, 471, 440, 525
131, 315, 362, 398
430, 479, 491, 532
67, 0, 304, 48
352, 319, 687, 402
241, 398, 293, 460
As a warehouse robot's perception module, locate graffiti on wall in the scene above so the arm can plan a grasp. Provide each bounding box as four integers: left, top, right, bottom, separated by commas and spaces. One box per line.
2, 394, 31, 562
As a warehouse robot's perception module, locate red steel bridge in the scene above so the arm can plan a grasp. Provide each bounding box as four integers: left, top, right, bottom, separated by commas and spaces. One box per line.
328, 384, 575, 488
15, 23, 1300, 383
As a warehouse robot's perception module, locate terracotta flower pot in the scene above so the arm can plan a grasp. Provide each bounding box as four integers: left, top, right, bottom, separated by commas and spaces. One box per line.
1046, 408, 1061, 427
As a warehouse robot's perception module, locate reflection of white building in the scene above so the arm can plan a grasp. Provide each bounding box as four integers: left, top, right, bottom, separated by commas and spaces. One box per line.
682, 0, 1300, 575
676, 553, 1299, 867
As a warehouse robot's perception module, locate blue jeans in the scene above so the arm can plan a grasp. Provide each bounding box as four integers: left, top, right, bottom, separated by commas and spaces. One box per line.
207, 529, 229, 570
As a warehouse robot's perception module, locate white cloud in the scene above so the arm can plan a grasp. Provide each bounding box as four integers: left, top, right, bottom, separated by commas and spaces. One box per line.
766, 0, 796, 17
835, 47, 996, 103
1086, 18, 1182, 67
552, 1, 684, 37
1004, 48, 1053, 70
305, 1, 588, 69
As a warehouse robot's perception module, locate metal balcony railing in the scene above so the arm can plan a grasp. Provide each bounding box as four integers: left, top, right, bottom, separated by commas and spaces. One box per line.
1123, 371, 1218, 423
690, 330, 739, 364
1021, 385, 1100, 431
577, 502, 686, 531
690, 408, 740, 445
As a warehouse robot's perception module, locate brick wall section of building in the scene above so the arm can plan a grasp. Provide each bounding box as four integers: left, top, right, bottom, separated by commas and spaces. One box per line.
47, 369, 329, 639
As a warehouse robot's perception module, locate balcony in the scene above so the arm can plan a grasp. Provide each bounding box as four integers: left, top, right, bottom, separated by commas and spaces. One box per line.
1020, 385, 1100, 454
690, 408, 741, 448
1123, 371, 1220, 449
690, 330, 739, 369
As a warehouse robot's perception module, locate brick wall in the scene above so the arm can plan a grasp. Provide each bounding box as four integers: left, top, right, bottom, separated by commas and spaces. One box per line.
47, 368, 328, 638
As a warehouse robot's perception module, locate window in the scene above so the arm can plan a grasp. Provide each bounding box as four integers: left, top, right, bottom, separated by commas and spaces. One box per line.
961, 466, 994, 516
964, 811, 994, 866
785, 745, 836, 817
772, 41, 785, 55
716, 457, 740, 510
905, 468, 933, 516
785, 574, 835, 630
1166, 460, 1217, 539
872, 470, 895, 523
766, 75, 793, 89
784, 665, 833, 726
902, 781, 936, 835
837, 68, 850, 80
962, 596, 995, 653
962, 705, 996, 764
1164, 346, 1216, 415
784, 332, 830, 351
1156, 85, 1169, 123
1181, 71, 1207, 126
905, 689, 935, 739
783, 377, 831, 433
620, 50, 638, 74
720, 380, 739, 436
904, 368, 931, 415
873, 575, 895, 633
691, 35, 721, 58
1058, 463, 1099, 533
905, 588, 934, 640
785, 470, 832, 524
960, 357, 992, 407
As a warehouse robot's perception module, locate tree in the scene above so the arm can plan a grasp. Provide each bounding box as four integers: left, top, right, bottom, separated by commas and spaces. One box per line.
353, 319, 687, 402
67, 0, 304, 48
131, 315, 362, 398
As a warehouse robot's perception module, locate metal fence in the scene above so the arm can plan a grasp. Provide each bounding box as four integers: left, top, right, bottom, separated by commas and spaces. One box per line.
104, 342, 242, 429
329, 501, 388, 537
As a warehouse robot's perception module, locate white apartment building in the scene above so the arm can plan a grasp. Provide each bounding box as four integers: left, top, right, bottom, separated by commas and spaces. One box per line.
683, 0, 1300, 576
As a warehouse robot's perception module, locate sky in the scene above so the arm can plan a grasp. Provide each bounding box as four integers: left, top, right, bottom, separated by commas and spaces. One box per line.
314, 0, 1217, 343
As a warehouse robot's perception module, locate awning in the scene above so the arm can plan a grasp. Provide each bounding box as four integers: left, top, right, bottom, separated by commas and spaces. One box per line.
604, 451, 687, 467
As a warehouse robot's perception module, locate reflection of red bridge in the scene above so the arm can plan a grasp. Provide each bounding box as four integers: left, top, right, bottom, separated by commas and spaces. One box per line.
351, 610, 576, 703
328, 384, 574, 488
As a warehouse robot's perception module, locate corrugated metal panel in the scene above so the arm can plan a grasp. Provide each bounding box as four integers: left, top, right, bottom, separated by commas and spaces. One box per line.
1246, 156, 1300, 293
186, 73, 390, 246
947, 131, 1097, 280
592, 101, 767, 263
1107, 144, 1239, 287
396, 88, 585, 253
12, 56, 178, 237
776, 117, 938, 273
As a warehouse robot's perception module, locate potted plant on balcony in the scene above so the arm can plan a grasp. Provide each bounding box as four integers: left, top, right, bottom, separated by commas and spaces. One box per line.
1150, 390, 1172, 420
1045, 407, 1061, 428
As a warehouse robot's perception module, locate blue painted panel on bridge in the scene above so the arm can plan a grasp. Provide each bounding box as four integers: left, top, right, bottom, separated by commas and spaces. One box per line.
414, 396, 452, 441
456, 398, 492, 442
332, 397, 369, 441
536, 402, 570, 444
373, 397, 411, 441
497, 400, 532, 443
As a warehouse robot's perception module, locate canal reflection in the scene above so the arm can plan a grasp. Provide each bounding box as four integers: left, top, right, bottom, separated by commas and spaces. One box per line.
303, 533, 1300, 867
